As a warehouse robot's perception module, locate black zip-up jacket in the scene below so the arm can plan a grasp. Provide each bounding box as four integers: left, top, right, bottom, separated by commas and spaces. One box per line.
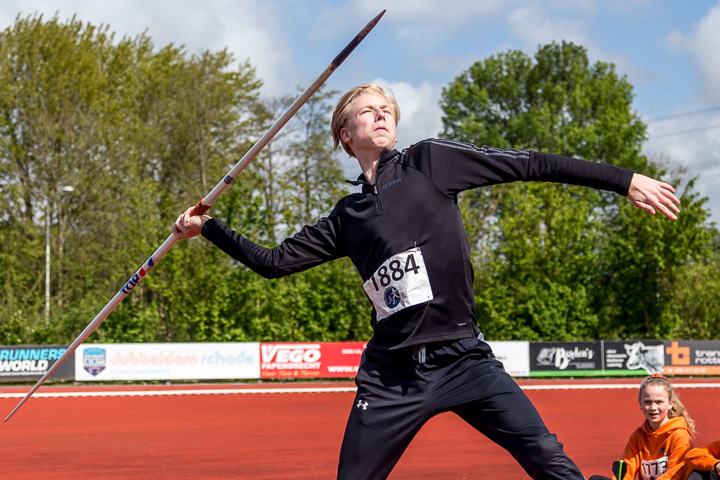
202, 139, 634, 350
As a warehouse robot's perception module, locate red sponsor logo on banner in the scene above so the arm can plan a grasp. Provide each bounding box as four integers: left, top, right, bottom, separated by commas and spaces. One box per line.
261, 344, 321, 378
260, 342, 365, 379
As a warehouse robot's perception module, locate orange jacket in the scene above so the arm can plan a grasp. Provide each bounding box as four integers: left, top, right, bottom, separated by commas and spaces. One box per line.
618, 417, 693, 480
685, 441, 720, 472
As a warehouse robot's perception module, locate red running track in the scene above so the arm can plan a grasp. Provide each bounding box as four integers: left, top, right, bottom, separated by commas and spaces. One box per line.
1, 378, 719, 479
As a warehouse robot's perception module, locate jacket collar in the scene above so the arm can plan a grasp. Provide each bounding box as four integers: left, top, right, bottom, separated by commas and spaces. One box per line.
345, 148, 400, 187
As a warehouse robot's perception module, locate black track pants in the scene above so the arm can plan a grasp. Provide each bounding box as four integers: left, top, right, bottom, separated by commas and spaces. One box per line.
337, 337, 584, 480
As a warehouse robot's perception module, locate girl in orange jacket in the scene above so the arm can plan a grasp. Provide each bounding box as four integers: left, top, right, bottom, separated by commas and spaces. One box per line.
685, 441, 720, 479
590, 374, 695, 480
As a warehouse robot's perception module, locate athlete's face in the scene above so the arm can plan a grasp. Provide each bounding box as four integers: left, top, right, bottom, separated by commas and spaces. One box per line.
640, 384, 673, 430
340, 93, 397, 157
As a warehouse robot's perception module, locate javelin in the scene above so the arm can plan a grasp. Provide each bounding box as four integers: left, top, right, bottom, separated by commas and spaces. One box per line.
5, 9, 386, 423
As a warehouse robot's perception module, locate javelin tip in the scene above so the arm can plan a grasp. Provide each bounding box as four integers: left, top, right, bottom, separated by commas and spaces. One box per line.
331, 10, 386, 67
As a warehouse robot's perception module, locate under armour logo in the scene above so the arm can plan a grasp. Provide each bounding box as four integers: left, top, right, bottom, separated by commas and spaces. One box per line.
356, 400, 369, 410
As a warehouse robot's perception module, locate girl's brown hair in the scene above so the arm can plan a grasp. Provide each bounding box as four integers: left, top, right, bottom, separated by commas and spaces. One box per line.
639, 374, 695, 436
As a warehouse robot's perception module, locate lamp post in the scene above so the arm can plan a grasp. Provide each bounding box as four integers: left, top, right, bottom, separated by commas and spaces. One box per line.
45, 185, 74, 324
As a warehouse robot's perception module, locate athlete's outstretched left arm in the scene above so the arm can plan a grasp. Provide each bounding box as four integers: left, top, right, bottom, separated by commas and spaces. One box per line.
626, 173, 680, 220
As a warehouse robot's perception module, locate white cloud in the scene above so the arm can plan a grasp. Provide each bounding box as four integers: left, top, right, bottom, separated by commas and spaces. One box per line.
506, 3, 592, 49
500, 2, 649, 89
651, 1, 720, 222
644, 112, 720, 222
203, 2, 291, 96
3, 0, 293, 96
646, 115, 720, 170
666, 1, 720, 104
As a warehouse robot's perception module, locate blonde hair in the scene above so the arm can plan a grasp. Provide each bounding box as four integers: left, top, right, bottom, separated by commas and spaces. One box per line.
639, 374, 695, 436
330, 84, 401, 157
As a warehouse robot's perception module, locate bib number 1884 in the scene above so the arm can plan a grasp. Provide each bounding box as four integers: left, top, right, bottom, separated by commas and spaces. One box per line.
363, 247, 434, 321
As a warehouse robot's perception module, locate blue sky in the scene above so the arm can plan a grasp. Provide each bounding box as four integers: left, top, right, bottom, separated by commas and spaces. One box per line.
2, 0, 719, 222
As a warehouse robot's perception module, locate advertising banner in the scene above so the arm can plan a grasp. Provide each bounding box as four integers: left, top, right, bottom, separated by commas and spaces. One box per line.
0, 345, 74, 380
603, 340, 664, 376
664, 340, 720, 375
260, 342, 366, 379
529, 341, 602, 377
74, 343, 260, 381
486, 341, 530, 377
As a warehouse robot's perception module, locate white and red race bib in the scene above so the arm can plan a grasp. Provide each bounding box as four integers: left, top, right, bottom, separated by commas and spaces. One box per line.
362, 247, 434, 321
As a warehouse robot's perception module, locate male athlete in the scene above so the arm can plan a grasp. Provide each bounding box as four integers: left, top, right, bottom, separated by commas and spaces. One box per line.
174, 84, 680, 479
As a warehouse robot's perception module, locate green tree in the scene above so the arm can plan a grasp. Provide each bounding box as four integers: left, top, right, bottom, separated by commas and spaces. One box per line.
100, 46, 264, 343
280, 87, 346, 229
0, 14, 122, 341
596, 161, 716, 338
0, 13, 268, 344
665, 246, 720, 339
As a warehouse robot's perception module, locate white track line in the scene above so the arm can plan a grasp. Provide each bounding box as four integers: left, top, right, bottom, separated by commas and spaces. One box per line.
521, 383, 720, 390
0, 382, 718, 399
0, 387, 356, 398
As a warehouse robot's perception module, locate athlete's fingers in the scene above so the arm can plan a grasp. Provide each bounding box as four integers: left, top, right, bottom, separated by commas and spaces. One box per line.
173, 206, 200, 239
627, 174, 680, 220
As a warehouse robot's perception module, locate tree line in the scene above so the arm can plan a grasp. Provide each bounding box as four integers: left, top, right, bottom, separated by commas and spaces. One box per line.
0, 14, 717, 346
